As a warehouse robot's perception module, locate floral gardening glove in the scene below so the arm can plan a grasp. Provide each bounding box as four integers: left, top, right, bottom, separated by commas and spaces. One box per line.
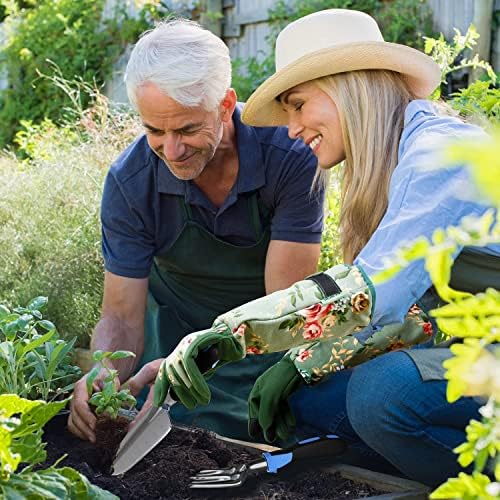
214, 264, 374, 355
247, 306, 434, 443
247, 352, 303, 443
153, 324, 244, 409
289, 305, 434, 384
154, 264, 374, 408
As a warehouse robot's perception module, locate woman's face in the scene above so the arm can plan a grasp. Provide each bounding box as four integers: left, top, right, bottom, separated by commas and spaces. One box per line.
280, 81, 345, 169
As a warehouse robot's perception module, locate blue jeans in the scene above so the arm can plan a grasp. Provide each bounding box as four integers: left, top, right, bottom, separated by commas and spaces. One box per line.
288, 351, 482, 487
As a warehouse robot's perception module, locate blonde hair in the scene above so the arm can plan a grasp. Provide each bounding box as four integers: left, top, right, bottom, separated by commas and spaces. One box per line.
315, 70, 417, 263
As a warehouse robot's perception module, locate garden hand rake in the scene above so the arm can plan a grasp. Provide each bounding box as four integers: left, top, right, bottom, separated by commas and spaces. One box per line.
190, 434, 346, 489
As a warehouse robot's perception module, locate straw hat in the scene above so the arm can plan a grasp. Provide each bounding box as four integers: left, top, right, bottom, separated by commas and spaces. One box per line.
241, 9, 441, 127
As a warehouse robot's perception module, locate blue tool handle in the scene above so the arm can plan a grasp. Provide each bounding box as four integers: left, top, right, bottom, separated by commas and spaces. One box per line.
262, 435, 346, 473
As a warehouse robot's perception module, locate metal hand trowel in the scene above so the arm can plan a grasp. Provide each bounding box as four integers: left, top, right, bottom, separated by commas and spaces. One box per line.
112, 346, 219, 475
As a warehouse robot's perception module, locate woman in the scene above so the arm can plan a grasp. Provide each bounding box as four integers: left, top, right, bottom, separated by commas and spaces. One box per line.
240, 9, 500, 486
131, 9, 499, 487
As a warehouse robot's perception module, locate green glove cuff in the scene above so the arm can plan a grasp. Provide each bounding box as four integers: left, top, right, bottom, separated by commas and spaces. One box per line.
288, 306, 434, 384
214, 264, 375, 356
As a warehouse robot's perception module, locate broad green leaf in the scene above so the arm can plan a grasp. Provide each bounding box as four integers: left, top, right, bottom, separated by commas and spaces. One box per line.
46, 338, 76, 381
37, 320, 56, 331
108, 350, 135, 360
86, 366, 100, 395
26, 297, 48, 312
18, 329, 55, 357
0, 305, 10, 320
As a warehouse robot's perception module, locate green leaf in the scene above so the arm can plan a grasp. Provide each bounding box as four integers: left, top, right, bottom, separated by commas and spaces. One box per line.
18, 329, 55, 358
0, 305, 10, 319
108, 350, 135, 360
86, 366, 100, 396
27, 296, 48, 311
37, 320, 56, 331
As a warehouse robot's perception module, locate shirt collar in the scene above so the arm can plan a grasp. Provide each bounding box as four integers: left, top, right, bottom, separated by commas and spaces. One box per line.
156, 103, 266, 197
403, 99, 437, 126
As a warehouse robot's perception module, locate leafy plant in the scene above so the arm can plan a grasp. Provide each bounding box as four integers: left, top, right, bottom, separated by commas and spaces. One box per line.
86, 350, 137, 419
0, 394, 117, 499
450, 81, 500, 127
0, 296, 82, 401
0, 0, 166, 147
424, 25, 497, 99
374, 133, 500, 498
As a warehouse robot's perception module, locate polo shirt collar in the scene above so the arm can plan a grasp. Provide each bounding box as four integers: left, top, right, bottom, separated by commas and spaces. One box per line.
157, 103, 266, 198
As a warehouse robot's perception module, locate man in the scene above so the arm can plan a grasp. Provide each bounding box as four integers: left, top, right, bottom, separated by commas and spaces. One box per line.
68, 18, 324, 441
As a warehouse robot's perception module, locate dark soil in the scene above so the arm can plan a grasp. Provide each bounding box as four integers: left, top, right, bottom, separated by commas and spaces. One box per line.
93, 413, 130, 471
41, 413, 386, 499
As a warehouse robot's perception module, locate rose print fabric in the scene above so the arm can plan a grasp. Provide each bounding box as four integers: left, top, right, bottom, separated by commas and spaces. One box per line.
214, 263, 374, 355
288, 304, 434, 384
154, 263, 375, 407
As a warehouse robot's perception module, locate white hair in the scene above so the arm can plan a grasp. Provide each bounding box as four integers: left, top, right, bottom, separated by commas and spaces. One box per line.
124, 18, 231, 111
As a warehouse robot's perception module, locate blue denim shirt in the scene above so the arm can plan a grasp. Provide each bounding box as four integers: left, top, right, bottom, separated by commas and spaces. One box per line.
101, 104, 324, 278
355, 99, 500, 327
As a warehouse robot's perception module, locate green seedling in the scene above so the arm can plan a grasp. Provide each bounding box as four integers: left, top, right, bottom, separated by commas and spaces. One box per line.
86, 350, 136, 419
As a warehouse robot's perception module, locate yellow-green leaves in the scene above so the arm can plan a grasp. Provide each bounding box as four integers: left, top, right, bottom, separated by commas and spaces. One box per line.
430, 471, 497, 499
0, 394, 117, 499
0, 395, 67, 481
446, 135, 500, 206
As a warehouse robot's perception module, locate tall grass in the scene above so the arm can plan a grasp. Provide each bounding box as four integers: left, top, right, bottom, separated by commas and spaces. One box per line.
0, 90, 141, 347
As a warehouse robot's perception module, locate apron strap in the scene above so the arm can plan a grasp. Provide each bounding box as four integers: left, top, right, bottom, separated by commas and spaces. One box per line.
248, 191, 265, 241
179, 196, 193, 220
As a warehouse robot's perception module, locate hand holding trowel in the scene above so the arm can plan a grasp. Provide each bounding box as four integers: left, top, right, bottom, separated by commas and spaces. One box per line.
112, 343, 220, 475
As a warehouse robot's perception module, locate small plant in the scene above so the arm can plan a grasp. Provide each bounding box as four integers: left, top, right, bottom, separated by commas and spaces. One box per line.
0, 394, 117, 498
424, 25, 497, 99
0, 296, 82, 401
86, 350, 136, 419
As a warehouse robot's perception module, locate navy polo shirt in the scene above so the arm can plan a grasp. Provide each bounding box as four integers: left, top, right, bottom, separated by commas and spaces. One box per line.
101, 104, 324, 279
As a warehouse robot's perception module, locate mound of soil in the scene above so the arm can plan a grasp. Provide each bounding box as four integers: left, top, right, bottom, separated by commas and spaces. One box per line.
41, 413, 385, 499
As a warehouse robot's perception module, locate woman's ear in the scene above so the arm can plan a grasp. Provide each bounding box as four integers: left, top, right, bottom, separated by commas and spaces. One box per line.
220, 88, 237, 122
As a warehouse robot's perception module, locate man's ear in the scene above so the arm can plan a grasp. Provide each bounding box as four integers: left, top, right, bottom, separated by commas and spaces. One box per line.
220, 88, 237, 122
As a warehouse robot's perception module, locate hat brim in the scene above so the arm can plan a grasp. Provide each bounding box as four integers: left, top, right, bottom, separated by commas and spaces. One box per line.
241, 41, 441, 127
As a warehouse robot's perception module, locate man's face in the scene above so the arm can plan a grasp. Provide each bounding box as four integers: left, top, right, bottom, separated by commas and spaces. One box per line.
136, 82, 224, 181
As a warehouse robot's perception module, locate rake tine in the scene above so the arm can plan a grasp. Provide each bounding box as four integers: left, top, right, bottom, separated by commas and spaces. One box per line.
190, 474, 239, 483
192, 466, 240, 476
190, 478, 243, 489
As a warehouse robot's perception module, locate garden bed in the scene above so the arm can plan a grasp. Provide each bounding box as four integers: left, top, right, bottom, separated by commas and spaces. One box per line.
41, 413, 427, 499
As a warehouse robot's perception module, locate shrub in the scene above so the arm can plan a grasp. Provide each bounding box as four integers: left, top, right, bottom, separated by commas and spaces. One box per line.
0, 87, 141, 346
0, 0, 163, 147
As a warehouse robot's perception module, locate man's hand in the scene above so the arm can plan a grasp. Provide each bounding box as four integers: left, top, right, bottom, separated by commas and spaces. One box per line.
68, 368, 113, 442
248, 354, 303, 443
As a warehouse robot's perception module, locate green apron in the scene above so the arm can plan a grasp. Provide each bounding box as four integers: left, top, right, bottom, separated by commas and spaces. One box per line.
409, 247, 500, 382
140, 193, 284, 439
